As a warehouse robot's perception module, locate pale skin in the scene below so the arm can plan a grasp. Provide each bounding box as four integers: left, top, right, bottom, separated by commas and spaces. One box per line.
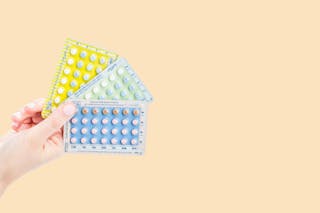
0, 99, 77, 197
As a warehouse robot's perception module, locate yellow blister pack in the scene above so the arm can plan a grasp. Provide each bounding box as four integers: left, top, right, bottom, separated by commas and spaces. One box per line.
42, 39, 118, 118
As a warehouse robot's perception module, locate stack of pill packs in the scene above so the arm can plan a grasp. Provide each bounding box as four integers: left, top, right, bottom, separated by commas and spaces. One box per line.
42, 39, 153, 155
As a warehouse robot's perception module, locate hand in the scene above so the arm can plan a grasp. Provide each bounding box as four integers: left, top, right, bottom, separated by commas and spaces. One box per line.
0, 99, 77, 196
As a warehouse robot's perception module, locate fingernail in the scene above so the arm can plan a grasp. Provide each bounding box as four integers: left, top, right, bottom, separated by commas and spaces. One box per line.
13, 112, 22, 119
63, 103, 77, 116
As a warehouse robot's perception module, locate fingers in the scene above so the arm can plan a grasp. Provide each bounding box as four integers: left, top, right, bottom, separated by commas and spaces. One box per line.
24, 98, 45, 115
11, 99, 45, 132
29, 102, 77, 140
11, 98, 44, 122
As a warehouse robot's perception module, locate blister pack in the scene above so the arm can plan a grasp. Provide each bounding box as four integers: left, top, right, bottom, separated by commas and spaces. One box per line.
42, 39, 118, 118
64, 100, 148, 155
72, 58, 153, 102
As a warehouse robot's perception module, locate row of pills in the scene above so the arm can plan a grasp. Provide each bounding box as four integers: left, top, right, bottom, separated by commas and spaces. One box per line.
79, 107, 140, 116
70, 48, 108, 65
70, 127, 139, 135
70, 137, 138, 145
71, 117, 139, 126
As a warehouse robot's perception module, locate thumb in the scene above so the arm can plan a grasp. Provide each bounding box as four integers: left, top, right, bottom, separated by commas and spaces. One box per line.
30, 102, 77, 140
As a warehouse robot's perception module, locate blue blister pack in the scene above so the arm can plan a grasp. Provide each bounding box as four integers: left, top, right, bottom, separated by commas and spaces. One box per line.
64, 100, 148, 155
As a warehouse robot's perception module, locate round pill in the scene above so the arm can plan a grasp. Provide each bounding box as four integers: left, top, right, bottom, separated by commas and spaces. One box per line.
87, 63, 93, 71
92, 87, 99, 94
90, 54, 97, 62
117, 68, 124, 75
101, 128, 108, 134
57, 87, 64, 94
70, 137, 77, 143
112, 118, 119, 125
91, 128, 98, 134
67, 58, 74, 65
99, 95, 106, 100
71, 128, 77, 134
70, 80, 77, 88
122, 119, 129, 125
80, 51, 87, 58
111, 128, 118, 135
100, 57, 106, 64
128, 85, 134, 91
83, 74, 90, 81
122, 109, 129, 115
67, 90, 73, 97
85, 93, 91, 99
106, 89, 113, 96
121, 128, 128, 135
71, 118, 78, 124
122, 77, 129, 84
132, 119, 139, 126
92, 108, 99, 114
114, 83, 121, 90
81, 128, 88, 134
133, 109, 140, 116
80, 138, 87, 144
101, 80, 108, 87
131, 139, 138, 145
135, 93, 142, 100
101, 138, 107, 144
120, 91, 127, 97
112, 109, 119, 115
61, 77, 67, 84
82, 118, 88, 124
121, 138, 128, 145
131, 129, 138, 135
109, 74, 115, 81
70, 48, 77, 55
77, 61, 84, 68
102, 108, 109, 115
64, 68, 71, 75
96, 66, 103, 74
82, 108, 88, 114
74, 70, 80, 78
91, 138, 97, 144
102, 118, 108, 125
54, 97, 60, 104
111, 138, 117, 144
91, 118, 98, 124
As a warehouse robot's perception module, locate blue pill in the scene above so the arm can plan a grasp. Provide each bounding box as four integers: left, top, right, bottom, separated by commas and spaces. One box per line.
67, 91, 73, 97
123, 77, 129, 84
128, 85, 134, 91
70, 80, 77, 87
74, 71, 80, 78
114, 83, 121, 90
120, 91, 127, 97
107, 89, 113, 96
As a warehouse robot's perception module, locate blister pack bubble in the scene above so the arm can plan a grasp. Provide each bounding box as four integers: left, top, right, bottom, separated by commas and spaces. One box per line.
42, 39, 118, 118
64, 100, 148, 155
72, 58, 153, 102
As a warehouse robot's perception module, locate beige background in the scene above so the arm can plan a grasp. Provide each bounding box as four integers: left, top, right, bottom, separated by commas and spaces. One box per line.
0, 0, 319, 212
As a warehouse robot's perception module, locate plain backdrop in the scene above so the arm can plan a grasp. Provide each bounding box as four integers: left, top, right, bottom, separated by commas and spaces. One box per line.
0, 0, 319, 212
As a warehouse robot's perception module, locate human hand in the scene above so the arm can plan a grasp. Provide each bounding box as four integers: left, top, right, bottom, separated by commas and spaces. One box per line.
0, 99, 77, 196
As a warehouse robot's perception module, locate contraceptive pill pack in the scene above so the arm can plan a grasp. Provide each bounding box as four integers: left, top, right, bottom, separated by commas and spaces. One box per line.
42, 38, 118, 118
43, 39, 152, 155
64, 100, 148, 155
